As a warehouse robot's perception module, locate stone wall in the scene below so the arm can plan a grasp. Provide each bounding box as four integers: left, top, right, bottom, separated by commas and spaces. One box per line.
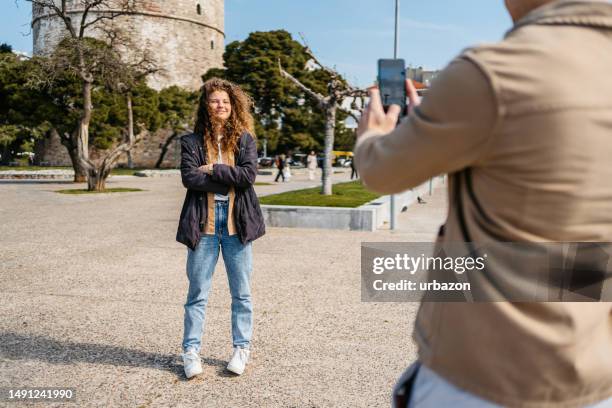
32, 0, 225, 91
34, 128, 185, 169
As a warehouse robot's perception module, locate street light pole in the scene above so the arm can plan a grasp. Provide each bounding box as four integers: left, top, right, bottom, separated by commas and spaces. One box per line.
394, 0, 399, 59
390, 0, 399, 231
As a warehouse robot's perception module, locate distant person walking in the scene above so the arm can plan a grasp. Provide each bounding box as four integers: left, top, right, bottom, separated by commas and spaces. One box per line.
176, 78, 265, 379
350, 157, 358, 180
274, 154, 286, 182
283, 160, 292, 181
307, 151, 318, 181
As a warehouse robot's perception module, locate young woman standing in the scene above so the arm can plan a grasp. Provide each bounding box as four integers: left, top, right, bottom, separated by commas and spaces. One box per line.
176, 78, 265, 379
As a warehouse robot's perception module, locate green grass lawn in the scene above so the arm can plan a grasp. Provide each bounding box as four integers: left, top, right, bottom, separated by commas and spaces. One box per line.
56, 188, 144, 194
109, 168, 147, 175
259, 181, 380, 208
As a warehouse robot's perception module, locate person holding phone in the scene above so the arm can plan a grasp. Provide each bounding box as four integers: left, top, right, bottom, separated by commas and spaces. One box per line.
355, 0, 612, 407
176, 78, 265, 379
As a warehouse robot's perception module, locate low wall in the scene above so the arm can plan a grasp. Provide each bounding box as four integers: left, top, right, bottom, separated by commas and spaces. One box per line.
261, 205, 377, 231
0, 170, 74, 180
260, 176, 445, 231
363, 177, 445, 228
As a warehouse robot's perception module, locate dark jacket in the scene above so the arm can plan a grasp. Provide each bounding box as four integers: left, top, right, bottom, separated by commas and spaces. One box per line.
176, 132, 265, 250
276, 156, 285, 170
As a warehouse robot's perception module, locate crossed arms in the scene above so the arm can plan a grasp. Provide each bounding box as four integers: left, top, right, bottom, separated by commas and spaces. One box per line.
180, 133, 258, 193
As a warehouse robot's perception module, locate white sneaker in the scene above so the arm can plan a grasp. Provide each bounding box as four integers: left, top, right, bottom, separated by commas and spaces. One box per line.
181, 348, 203, 379
226, 347, 250, 375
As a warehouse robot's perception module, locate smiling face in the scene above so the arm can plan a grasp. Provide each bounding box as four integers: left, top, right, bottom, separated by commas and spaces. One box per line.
208, 90, 232, 122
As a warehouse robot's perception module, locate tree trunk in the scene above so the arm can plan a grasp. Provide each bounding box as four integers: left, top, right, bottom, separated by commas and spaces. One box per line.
155, 131, 179, 168
80, 80, 95, 185
0, 144, 9, 165
70, 149, 88, 182
56, 129, 87, 182
126, 92, 135, 169
87, 167, 106, 191
87, 130, 145, 192
321, 104, 336, 195
87, 160, 115, 191
79, 81, 92, 160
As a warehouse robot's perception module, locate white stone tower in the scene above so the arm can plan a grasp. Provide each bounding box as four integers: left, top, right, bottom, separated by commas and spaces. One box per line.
32, 0, 225, 91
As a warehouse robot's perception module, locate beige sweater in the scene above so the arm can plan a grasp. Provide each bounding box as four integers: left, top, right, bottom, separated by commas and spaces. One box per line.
355, 1, 612, 407
203, 136, 236, 236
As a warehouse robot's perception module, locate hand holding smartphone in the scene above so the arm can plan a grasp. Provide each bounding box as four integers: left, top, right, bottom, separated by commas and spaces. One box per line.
377, 59, 407, 116
356, 60, 421, 138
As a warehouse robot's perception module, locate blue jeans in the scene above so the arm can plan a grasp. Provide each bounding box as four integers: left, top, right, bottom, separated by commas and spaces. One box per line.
396, 363, 612, 408
182, 201, 253, 353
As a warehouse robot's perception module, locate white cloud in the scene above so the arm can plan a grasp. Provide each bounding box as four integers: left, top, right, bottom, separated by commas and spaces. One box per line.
400, 18, 460, 32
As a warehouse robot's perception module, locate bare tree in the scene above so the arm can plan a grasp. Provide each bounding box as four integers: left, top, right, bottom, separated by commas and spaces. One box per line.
100, 23, 164, 170
25, 0, 138, 184
278, 46, 365, 195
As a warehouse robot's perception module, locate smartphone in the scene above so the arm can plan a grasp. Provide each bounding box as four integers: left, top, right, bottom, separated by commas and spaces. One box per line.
377, 59, 407, 115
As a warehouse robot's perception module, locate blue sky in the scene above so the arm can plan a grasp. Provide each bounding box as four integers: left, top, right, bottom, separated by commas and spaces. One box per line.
3, 0, 512, 87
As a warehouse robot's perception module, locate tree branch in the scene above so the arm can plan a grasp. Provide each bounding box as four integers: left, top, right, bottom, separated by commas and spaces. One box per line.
298, 33, 342, 81
338, 88, 367, 99
100, 129, 145, 173
278, 59, 328, 108
79, 0, 105, 37
339, 107, 360, 123
81, 10, 130, 34
28, 0, 77, 38
297, 33, 367, 102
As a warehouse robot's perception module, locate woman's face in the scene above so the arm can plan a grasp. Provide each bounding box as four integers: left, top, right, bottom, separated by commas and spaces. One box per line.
208, 90, 232, 122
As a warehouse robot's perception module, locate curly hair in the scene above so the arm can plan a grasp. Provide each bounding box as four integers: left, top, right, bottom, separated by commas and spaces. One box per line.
194, 77, 256, 154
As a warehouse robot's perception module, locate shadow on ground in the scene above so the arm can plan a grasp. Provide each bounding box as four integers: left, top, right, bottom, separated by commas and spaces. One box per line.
0, 332, 232, 380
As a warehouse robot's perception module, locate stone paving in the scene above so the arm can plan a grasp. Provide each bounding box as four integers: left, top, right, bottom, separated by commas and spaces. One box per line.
0, 171, 447, 407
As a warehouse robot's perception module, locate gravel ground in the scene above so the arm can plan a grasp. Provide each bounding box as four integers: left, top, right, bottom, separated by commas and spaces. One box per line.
0, 171, 447, 408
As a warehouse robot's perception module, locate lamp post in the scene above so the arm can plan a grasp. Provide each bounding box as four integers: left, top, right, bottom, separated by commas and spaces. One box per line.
394, 0, 400, 59
390, 0, 400, 231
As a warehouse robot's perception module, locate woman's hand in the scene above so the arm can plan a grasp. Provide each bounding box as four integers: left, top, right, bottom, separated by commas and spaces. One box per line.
357, 80, 422, 138
198, 164, 214, 174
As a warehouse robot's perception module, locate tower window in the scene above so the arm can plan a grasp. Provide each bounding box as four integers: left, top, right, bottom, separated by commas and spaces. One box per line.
197, 4, 201, 15
211, 40, 214, 50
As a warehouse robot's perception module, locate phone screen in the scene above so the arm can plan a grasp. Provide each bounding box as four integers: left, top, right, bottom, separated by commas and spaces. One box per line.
377, 59, 407, 113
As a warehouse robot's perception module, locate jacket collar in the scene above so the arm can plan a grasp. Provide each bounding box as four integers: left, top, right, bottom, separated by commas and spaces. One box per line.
508, 0, 612, 34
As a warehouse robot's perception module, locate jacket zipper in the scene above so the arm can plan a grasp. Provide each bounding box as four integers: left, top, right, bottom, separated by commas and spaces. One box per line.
234, 137, 246, 239
199, 144, 205, 231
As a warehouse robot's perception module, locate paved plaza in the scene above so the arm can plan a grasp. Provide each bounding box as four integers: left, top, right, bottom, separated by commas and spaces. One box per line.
0, 169, 447, 407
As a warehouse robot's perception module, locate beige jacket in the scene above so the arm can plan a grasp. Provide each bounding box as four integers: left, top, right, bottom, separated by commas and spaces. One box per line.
355, 1, 612, 407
